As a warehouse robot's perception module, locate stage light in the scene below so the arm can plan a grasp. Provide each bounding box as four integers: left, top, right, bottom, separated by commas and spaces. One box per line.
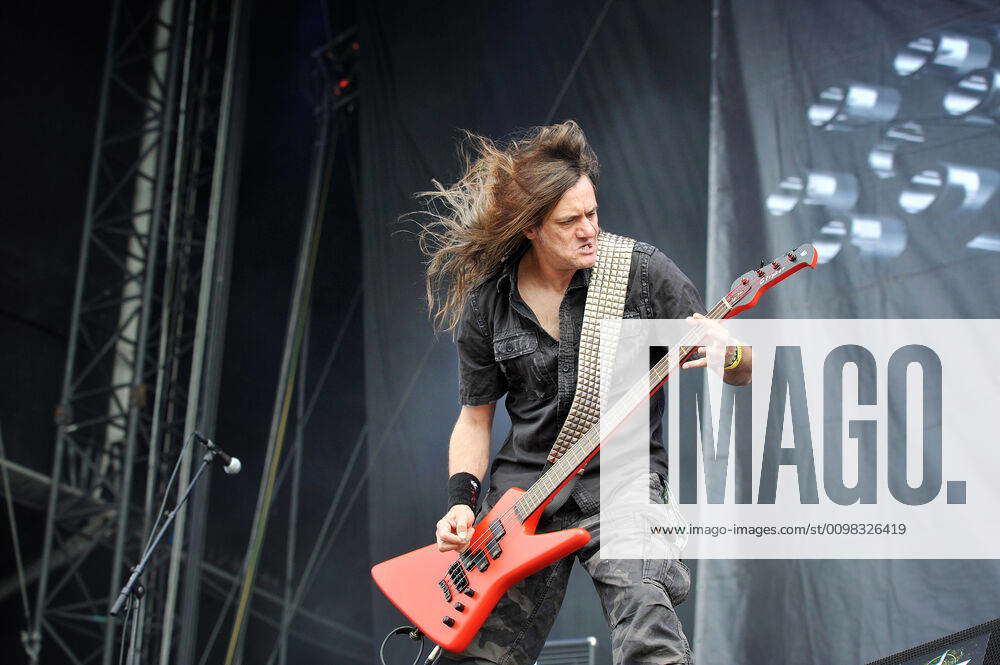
943, 68, 1000, 123
814, 220, 847, 263
966, 232, 1000, 252
766, 171, 859, 216
808, 83, 900, 130
893, 31, 992, 78
868, 121, 924, 179
766, 177, 804, 215
845, 214, 907, 258
813, 215, 908, 263
898, 162, 1000, 215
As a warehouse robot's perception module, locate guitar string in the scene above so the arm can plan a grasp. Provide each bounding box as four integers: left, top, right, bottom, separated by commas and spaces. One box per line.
452, 254, 799, 573
452, 307, 727, 570
453, 255, 796, 574
515, 251, 807, 518
514, 298, 730, 518
452, 304, 725, 574
448, 252, 805, 576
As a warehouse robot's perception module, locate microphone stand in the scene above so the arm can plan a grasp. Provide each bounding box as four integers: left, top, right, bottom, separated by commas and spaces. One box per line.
109, 449, 221, 664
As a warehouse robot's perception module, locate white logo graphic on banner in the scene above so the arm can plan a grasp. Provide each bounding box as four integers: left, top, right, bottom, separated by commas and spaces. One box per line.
599, 319, 1000, 559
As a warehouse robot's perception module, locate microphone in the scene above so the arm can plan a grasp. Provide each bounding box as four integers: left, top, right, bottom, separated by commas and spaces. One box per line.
192, 431, 242, 475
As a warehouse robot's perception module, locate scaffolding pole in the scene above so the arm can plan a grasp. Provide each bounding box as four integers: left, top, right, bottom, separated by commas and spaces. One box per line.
27, 1, 244, 663
222, 79, 337, 665
162, 0, 248, 662
31, 2, 184, 663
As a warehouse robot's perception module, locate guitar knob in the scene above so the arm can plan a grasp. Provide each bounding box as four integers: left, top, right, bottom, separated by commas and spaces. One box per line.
454, 602, 465, 612
442, 616, 455, 627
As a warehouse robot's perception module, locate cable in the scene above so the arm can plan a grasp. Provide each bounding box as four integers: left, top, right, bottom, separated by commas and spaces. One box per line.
268, 286, 360, 499
261, 342, 439, 665
222, 102, 340, 665
0, 422, 31, 625
543, 0, 616, 125
116, 596, 134, 665
142, 430, 197, 552
379, 626, 426, 665
197, 563, 242, 665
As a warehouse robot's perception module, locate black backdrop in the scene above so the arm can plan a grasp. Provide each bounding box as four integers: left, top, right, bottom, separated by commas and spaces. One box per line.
699, 1, 1000, 664
358, 1, 710, 660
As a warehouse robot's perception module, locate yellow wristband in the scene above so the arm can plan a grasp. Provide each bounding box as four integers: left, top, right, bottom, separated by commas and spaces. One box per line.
724, 345, 742, 371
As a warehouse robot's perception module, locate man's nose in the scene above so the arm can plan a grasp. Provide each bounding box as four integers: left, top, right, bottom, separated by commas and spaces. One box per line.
577, 219, 598, 237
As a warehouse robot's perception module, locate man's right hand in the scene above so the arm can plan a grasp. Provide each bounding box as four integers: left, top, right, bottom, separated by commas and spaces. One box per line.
435, 504, 476, 552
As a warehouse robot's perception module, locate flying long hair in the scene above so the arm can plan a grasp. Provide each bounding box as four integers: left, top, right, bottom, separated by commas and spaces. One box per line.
415, 120, 600, 333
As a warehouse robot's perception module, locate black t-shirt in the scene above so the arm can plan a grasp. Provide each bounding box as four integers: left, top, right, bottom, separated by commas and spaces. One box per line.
456, 239, 705, 514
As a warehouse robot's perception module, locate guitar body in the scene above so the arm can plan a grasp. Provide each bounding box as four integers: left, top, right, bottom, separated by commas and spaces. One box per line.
370, 487, 590, 653
372, 243, 818, 654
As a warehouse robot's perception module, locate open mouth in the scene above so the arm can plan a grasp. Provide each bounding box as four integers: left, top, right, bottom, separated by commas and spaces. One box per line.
579, 242, 595, 252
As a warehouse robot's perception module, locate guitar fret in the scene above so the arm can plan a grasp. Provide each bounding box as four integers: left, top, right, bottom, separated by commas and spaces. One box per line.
515, 299, 734, 519
512, 245, 820, 519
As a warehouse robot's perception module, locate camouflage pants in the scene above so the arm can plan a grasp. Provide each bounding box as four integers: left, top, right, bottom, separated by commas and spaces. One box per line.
442, 473, 693, 665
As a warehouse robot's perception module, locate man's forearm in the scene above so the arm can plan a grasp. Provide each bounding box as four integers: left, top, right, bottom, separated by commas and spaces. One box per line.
448, 404, 494, 480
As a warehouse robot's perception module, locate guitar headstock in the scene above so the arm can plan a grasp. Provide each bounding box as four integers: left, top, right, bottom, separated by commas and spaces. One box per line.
723, 243, 818, 318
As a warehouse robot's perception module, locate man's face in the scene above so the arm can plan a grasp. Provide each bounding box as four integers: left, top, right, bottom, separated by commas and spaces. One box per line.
525, 175, 600, 271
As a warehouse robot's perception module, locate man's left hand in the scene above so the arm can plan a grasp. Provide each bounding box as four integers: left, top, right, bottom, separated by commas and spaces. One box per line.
680, 313, 752, 385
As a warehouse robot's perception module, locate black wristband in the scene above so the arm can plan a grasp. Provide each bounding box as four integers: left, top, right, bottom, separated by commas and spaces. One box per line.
447, 472, 481, 512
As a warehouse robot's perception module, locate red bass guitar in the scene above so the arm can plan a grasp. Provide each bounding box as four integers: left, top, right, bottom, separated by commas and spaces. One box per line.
372, 243, 818, 653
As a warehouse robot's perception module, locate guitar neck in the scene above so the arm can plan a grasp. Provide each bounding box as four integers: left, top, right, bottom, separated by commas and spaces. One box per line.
511, 242, 819, 521
512, 298, 732, 521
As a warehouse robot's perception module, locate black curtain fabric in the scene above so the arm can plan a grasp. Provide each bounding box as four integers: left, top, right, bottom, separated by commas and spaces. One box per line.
358, 1, 710, 659
699, 1, 1000, 664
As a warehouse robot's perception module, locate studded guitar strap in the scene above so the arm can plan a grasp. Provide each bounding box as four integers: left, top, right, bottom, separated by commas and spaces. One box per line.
546, 231, 635, 487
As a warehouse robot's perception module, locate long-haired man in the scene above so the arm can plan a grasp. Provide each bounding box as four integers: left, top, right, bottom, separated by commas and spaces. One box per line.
417, 120, 750, 665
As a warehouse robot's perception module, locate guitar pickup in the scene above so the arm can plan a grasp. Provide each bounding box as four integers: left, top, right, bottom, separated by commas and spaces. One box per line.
486, 539, 502, 559
448, 562, 469, 592
460, 549, 490, 572
489, 520, 506, 540
459, 550, 477, 571
438, 579, 452, 602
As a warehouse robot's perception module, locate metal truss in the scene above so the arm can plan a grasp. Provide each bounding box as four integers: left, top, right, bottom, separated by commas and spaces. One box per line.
27, 1, 245, 664
10, 5, 368, 664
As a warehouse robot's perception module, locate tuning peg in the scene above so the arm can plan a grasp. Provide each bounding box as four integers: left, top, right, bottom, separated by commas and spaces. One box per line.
771, 260, 781, 269
787, 251, 797, 262
759, 258, 767, 269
